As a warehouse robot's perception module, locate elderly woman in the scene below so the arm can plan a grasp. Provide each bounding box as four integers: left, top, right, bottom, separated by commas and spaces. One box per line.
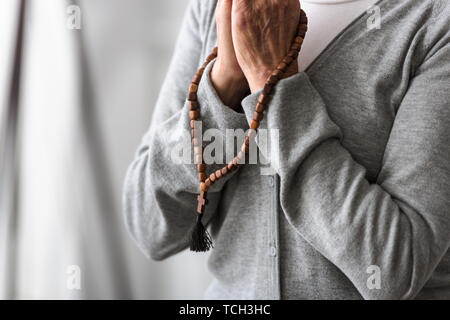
123, 0, 450, 299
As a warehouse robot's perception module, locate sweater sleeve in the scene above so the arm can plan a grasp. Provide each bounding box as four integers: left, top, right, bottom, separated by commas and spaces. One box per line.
240, 38, 450, 298
123, 0, 247, 261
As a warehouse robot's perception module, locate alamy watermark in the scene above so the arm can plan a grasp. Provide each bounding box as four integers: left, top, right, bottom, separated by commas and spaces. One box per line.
366, 265, 381, 290
67, 5, 81, 30
170, 121, 280, 176
367, 5, 381, 30
66, 265, 82, 290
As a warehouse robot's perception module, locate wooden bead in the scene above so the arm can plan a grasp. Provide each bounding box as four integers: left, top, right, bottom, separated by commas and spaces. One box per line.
233, 157, 239, 166
215, 169, 222, 179
221, 167, 229, 176
206, 53, 216, 63
237, 151, 245, 161
199, 172, 207, 182
298, 28, 308, 37
273, 69, 283, 79
288, 50, 299, 58
209, 173, 216, 182
205, 178, 212, 187
212, 47, 218, 55
283, 56, 294, 65
295, 36, 304, 45
197, 164, 206, 172
200, 182, 209, 192
268, 75, 279, 85
227, 162, 235, 171
298, 24, 308, 33
189, 101, 199, 110
255, 103, 265, 113
191, 129, 196, 137
271, 70, 281, 78
197, 67, 205, 76
300, 10, 307, 21
192, 74, 202, 85
253, 111, 264, 122
195, 154, 202, 164
189, 110, 199, 120
291, 43, 301, 51
277, 62, 288, 72
298, 25, 307, 36
187, 92, 197, 101
258, 94, 270, 105
190, 120, 196, 129
250, 120, 259, 130
189, 83, 198, 93
263, 83, 273, 95
288, 51, 299, 60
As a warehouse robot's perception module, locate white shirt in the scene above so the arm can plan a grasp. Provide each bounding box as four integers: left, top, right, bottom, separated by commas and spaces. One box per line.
299, 0, 379, 71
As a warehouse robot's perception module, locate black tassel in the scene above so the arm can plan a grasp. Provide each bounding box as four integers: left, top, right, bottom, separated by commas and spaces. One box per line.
189, 213, 213, 252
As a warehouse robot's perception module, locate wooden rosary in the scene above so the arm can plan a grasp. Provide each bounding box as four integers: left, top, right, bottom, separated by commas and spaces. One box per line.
187, 9, 308, 252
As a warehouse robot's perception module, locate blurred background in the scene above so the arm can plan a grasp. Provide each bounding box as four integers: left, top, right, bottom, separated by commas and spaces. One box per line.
0, 0, 212, 299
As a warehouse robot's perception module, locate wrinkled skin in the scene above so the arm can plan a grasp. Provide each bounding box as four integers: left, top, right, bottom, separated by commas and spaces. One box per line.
211, 0, 301, 108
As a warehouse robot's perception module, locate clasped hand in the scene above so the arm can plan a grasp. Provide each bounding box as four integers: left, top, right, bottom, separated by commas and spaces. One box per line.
211, 0, 301, 109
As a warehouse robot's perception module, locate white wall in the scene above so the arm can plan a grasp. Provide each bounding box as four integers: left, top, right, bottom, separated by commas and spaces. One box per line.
79, 0, 214, 299
1, 0, 213, 299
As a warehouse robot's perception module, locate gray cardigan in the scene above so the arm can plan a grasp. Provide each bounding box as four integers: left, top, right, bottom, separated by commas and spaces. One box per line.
123, 0, 450, 299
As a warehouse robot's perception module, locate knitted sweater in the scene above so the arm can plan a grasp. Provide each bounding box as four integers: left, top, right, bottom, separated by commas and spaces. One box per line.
123, 0, 450, 299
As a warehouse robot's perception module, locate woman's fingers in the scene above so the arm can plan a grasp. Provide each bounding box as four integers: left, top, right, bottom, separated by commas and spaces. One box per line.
215, 0, 243, 74
231, 0, 301, 92
210, 0, 249, 109
216, 0, 234, 60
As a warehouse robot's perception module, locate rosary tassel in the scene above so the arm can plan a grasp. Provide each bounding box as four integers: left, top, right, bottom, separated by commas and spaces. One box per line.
189, 213, 213, 252
190, 191, 213, 252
